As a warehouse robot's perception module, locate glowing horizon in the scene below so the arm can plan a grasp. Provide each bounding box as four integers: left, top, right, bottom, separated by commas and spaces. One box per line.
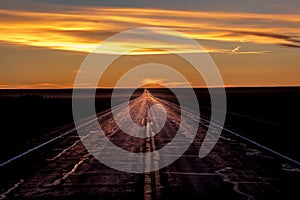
1, 83, 300, 90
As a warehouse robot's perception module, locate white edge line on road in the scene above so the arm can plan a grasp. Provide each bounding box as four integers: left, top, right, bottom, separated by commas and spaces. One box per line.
181, 108, 300, 167
0, 116, 98, 168
0, 98, 129, 168
0, 128, 75, 168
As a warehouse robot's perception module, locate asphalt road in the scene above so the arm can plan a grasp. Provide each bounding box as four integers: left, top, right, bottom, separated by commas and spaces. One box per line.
0, 90, 299, 200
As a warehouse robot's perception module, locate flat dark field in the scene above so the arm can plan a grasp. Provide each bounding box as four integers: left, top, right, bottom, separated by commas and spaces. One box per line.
0, 87, 299, 199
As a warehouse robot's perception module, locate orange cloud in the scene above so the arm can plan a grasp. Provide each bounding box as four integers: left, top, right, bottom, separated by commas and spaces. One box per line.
0, 7, 299, 54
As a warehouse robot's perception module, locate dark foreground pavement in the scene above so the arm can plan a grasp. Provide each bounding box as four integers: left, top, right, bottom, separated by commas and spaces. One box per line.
0, 90, 299, 200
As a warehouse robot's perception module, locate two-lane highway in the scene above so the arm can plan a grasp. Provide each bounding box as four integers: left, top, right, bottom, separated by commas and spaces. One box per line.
0, 90, 299, 199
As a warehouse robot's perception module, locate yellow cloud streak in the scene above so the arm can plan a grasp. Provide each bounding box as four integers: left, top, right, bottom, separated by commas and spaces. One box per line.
99, 7, 300, 22
0, 7, 299, 54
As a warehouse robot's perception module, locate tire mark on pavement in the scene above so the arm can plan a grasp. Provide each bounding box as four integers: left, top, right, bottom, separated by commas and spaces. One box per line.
0, 179, 24, 200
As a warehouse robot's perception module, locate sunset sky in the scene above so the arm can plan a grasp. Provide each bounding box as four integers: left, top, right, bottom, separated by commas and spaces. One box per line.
0, 0, 299, 88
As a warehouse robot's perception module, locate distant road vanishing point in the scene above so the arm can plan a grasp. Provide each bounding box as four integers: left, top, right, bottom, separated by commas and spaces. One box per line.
0, 89, 299, 200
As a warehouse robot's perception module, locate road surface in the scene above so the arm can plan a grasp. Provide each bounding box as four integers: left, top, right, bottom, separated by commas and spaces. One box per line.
0, 90, 299, 199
